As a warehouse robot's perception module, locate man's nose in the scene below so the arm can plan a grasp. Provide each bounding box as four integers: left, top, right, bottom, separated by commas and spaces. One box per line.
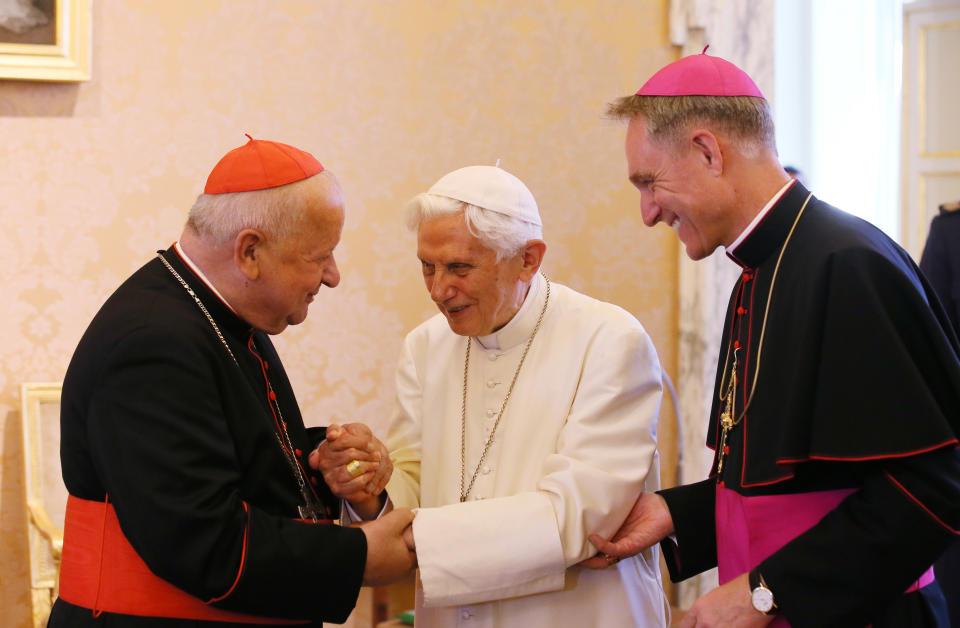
323, 255, 341, 288
429, 270, 453, 303
640, 191, 661, 228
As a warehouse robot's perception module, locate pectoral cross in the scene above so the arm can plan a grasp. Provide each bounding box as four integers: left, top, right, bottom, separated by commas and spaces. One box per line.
716, 349, 738, 475
299, 502, 323, 523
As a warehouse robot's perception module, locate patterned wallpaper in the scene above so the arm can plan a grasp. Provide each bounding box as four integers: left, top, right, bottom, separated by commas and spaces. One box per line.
0, 1, 676, 625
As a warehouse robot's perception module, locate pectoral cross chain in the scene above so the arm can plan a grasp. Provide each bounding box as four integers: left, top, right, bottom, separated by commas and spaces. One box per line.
716, 349, 738, 475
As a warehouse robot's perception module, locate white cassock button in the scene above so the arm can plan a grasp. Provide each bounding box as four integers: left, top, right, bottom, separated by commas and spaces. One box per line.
461, 609, 472, 619
486, 379, 498, 388
488, 352, 498, 361
486, 408, 496, 417
481, 465, 491, 474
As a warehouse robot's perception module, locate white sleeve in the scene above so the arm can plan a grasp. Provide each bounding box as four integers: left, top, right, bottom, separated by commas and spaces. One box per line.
413, 320, 663, 607
383, 334, 423, 510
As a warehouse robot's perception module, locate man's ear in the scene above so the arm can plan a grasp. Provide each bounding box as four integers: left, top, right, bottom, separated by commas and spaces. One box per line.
518, 239, 547, 281
234, 229, 264, 280
690, 129, 724, 176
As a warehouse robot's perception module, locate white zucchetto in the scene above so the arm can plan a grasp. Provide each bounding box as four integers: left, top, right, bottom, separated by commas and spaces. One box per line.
427, 165, 542, 227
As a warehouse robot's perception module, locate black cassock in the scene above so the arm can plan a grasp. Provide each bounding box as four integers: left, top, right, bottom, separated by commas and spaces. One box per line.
659, 182, 960, 627
920, 206, 960, 627
50, 245, 366, 627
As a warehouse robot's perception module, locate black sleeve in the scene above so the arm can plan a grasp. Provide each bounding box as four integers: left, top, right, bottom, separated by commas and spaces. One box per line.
657, 478, 718, 582
87, 328, 366, 623
307, 425, 328, 447
760, 448, 960, 628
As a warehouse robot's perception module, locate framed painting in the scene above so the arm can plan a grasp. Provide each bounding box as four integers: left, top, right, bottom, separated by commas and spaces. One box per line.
0, 0, 90, 81
20, 382, 65, 628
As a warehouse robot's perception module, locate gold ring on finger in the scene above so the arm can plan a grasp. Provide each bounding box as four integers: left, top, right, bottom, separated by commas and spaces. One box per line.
346, 459, 363, 478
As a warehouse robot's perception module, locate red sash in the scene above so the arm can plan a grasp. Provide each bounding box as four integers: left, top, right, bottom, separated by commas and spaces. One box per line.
59, 495, 310, 624
715, 485, 935, 627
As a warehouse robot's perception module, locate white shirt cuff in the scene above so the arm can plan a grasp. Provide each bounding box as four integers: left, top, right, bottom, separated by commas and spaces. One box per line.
341, 494, 392, 523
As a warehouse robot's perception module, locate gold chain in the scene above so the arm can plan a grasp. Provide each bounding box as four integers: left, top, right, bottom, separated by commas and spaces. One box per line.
716, 192, 814, 422
158, 252, 238, 365
460, 274, 550, 503
157, 252, 321, 521
715, 193, 813, 474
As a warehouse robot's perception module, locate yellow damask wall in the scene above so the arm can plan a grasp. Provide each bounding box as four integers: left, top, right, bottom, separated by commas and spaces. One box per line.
0, 2, 677, 625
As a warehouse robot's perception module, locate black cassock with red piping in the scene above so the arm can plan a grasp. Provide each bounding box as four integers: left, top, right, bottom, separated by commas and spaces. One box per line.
659, 183, 960, 627
51, 244, 365, 627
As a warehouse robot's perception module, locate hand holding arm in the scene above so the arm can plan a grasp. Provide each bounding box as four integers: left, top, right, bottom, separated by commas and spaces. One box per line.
581, 490, 674, 568
357, 508, 417, 586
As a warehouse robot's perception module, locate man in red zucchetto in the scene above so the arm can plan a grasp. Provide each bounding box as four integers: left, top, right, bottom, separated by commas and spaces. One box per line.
51, 136, 416, 627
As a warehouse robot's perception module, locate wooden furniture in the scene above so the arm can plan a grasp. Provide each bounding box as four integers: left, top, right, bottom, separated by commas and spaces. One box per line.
20, 382, 66, 628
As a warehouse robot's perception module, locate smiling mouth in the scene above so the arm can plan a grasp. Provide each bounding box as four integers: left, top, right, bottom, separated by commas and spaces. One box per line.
445, 304, 470, 315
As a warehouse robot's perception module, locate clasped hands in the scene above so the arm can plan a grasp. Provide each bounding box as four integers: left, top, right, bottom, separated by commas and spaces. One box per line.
309, 422, 417, 586
581, 491, 773, 628
309, 422, 392, 518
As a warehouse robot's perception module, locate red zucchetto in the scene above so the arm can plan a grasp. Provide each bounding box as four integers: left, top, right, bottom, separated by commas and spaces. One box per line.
204, 134, 324, 194
636, 48, 764, 98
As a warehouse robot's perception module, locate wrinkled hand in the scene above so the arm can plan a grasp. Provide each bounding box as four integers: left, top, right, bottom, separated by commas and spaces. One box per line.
309, 422, 393, 518
678, 573, 774, 628
357, 508, 417, 586
580, 491, 674, 569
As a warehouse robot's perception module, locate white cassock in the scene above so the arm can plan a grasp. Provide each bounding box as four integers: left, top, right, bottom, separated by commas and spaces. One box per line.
385, 273, 667, 628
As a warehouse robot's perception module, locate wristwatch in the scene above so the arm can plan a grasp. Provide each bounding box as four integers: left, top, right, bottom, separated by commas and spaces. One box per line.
749, 567, 777, 614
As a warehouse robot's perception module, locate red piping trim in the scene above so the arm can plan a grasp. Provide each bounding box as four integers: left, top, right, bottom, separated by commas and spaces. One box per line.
207, 501, 250, 603
777, 438, 958, 464
246, 337, 321, 502
740, 471, 796, 488
295, 518, 333, 524
726, 250, 748, 267
886, 473, 960, 535
713, 279, 747, 448
739, 269, 759, 487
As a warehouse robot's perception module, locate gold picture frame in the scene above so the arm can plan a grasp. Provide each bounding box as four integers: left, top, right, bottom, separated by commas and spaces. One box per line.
21, 382, 66, 628
0, 0, 90, 81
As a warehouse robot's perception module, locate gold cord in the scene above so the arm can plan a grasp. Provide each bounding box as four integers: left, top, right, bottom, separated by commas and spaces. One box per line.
715, 193, 814, 426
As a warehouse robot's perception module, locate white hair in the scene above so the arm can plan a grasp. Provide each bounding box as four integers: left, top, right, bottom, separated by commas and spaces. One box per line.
405, 193, 543, 261
187, 171, 340, 245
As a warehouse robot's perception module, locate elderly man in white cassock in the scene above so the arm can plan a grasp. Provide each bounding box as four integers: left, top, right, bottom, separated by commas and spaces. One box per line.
314, 165, 667, 627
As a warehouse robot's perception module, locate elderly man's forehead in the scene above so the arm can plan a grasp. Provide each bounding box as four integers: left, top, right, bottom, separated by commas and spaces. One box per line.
417, 214, 490, 252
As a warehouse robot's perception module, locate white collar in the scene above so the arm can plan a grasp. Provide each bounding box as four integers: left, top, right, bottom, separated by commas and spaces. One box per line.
727, 178, 796, 252
174, 241, 238, 314
476, 272, 546, 351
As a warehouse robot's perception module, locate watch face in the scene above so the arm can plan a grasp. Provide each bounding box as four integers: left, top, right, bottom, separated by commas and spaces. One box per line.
752, 587, 774, 613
